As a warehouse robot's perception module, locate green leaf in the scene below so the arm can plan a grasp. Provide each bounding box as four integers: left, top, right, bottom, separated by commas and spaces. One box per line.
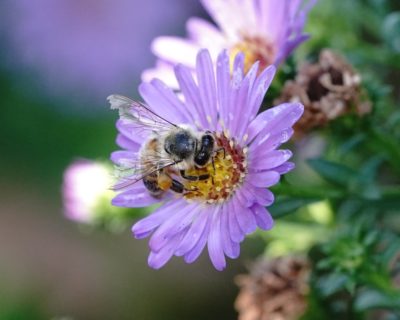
338, 199, 363, 219
367, 186, 400, 209
369, 128, 400, 173
272, 183, 344, 199
382, 12, 400, 53
337, 133, 366, 156
357, 156, 384, 185
269, 197, 318, 219
317, 273, 350, 297
380, 234, 400, 266
354, 289, 400, 311
307, 159, 357, 187
358, 184, 381, 200
362, 230, 379, 247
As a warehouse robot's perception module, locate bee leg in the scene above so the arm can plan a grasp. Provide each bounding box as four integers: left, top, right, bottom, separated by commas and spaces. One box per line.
180, 170, 209, 181
170, 179, 184, 194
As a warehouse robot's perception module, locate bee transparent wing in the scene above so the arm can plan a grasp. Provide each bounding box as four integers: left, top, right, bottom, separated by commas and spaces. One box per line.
112, 156, 177, 191
108, 94, 176, 134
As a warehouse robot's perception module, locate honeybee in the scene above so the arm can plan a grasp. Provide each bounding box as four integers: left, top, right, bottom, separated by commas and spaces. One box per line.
108, 95, 217, 196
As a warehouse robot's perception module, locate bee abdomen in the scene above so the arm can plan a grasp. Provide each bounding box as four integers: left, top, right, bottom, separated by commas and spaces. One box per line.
143, 173, 163, 197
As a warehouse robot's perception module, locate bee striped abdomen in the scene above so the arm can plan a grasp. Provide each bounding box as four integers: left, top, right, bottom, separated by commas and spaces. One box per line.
143, 172, 163, 196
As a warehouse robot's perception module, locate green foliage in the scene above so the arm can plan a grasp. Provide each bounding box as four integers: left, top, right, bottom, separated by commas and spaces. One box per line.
268, 1, 400, 318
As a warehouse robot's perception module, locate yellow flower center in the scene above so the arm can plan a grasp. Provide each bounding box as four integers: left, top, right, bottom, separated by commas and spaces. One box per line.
230, 35, 276, 74
183, 132, 247, 204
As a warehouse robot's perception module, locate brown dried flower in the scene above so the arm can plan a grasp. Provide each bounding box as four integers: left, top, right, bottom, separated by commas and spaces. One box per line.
235, 256, 310, 320
275, 49, 371, 138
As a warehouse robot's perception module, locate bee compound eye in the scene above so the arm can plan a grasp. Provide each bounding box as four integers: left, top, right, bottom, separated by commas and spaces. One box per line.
164, 145, 171, 154
164, 138, 173, 155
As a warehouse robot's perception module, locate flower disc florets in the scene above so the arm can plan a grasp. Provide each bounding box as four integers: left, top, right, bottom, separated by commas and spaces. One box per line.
230, 35, 276, 74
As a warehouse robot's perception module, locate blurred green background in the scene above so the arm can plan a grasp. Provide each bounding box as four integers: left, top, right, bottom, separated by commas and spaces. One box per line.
1, 0, 399, 319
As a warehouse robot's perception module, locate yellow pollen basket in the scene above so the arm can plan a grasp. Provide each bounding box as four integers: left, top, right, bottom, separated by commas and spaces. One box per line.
183, 133, 247, 203
230, 35, 276, 74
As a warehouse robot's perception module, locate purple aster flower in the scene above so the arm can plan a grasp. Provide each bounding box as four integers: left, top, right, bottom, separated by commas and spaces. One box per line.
63, 160, 113, 223
109, 49, 303, 270
143, 0, 316, 87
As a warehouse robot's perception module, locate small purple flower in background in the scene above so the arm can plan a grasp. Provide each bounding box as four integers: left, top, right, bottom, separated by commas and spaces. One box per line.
109, 49, 303, 270
63, 160, 113, 223
143, 0, 316, 87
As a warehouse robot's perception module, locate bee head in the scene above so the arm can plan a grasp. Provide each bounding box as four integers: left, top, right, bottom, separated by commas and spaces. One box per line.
164, 130, 196, 160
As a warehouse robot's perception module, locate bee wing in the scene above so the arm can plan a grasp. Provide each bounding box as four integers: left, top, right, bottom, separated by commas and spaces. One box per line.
112, 156, 177, 191
108, 94, 176, 134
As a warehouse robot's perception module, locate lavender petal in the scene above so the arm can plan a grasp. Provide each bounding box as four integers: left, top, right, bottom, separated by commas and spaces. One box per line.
116, 119, 148, 144
216, 50, 231, 130
186, 17, 225, 48
247, 102, 303, 143
272, 162, 295, 174
110, 150, 138, 165
247, 171, 281, 188
250, 150, 293, 172
220, 204, 240, 259
227, 199, 245, 243
175, 209, 210, 256
139, 81, 187, 125
245, 184, 275, 207
196, 49, 218, 129
148, 233, 183, 269
131, 200, 183, 237
141, 61, 178, 88
174, 64, 208, 127
247, 65, 276, 121
151, 36, 199, 67
184, 215, 211, 264
250, 203, 274, 230
207, 207, 226, 271
112, 189, 160, 208
116, 133, 141, 152
149, 204, 198, 252
233, 201, 257, 235
249, 128, 294, 155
